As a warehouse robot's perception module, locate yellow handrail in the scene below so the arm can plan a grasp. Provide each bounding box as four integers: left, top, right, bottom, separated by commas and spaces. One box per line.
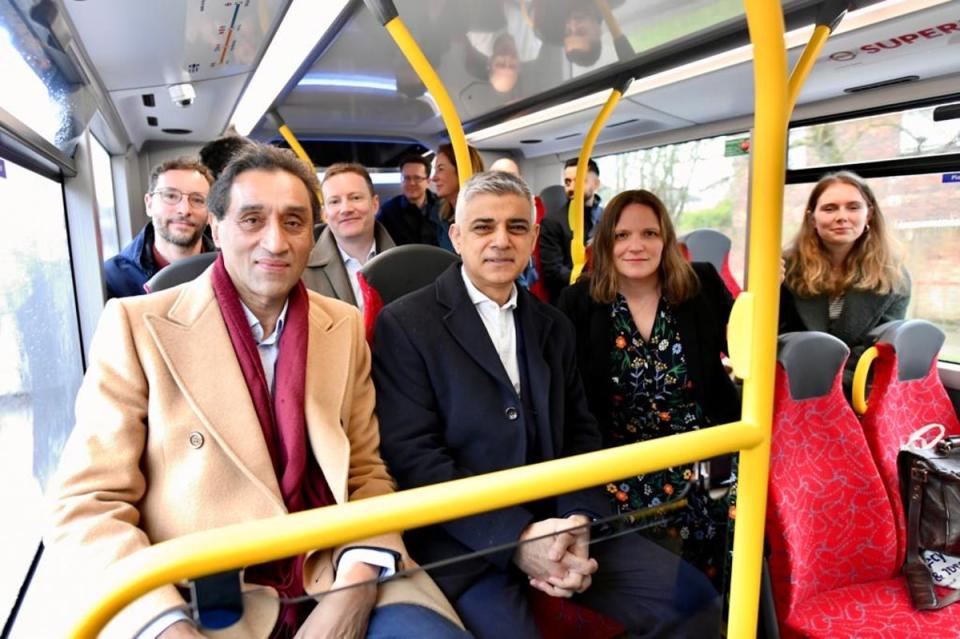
70, 422, 759, 638
569, 83, 628, 284
852, 345, 879, 414
725, 1, 788, 637
383, 17, 473, 186
786, 24, 831, 118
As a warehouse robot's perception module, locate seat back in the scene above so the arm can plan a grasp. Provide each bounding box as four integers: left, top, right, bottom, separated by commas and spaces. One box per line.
539, 184, 568, 219
858, 319, 960, 566
766, 332, 899, 627
358, 244, 460, 343
142, 251, 218, 293
678, 229, 741, 297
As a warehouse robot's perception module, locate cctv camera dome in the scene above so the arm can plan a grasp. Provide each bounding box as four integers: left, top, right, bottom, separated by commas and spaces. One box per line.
168, 83, 196, 108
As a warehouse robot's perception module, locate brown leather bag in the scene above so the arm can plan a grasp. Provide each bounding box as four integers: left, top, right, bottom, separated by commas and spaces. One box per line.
898, 435, 960, 609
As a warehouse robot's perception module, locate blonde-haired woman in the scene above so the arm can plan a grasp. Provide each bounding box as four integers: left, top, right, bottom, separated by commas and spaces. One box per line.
430, 143, 484, 251
780, 171, 910, 386
558, 189, 738, 585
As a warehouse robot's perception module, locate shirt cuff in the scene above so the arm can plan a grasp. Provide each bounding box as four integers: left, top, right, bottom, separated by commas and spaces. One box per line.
137, 609, 192, 638
336, 548, 398, 580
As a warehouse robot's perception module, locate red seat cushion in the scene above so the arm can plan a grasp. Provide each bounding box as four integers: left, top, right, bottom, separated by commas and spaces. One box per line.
786, 578, 960, 639
859, 347, 960, 566
767, 366, 899, 626
528, 589, 624, 639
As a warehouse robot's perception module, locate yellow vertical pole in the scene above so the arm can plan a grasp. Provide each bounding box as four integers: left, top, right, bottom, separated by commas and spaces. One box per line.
726, 1, 787, 636
383, 18, 472, 186
569, 81, 629, 284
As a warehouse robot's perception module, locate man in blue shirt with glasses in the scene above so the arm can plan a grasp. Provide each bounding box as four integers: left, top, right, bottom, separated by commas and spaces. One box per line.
103, 157, 216, 298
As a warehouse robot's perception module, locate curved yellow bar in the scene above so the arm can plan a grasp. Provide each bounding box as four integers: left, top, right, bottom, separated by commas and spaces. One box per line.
727, 1, 788, 637
384, 17, 472, 186
569, 86, 625, 284
70, 421, 759, 638
852, 345, 879, 415
787, 24, 831, 117
278, 123, 314, 171
594, 0, 623, 40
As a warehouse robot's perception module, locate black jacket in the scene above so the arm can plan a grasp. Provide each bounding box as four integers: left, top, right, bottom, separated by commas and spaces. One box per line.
538, 197, 602, 303
372, 263, 605, 597
375, 191, 441, 247
557, 262, 741, 436
779, 269, 911, 386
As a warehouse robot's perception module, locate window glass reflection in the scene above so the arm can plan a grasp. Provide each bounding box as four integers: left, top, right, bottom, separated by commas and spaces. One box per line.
0, 154, 84, 621
90, 134, 119, 259
0, 1, 97, 153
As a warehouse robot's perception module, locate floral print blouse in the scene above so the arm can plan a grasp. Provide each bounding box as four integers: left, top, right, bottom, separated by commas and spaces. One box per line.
604, 293, 732, 583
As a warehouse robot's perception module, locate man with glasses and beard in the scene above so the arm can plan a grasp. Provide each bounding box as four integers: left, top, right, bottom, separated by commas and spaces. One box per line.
104, 157, 216, 299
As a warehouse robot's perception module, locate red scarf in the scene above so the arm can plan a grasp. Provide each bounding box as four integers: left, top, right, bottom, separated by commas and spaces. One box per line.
211, 255, 334, 636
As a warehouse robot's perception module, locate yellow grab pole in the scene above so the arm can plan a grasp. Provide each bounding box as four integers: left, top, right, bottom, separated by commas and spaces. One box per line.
381, 16, 472, 186
852, 345, 879, 415
786, 24, 831, 117
569, 80, 630, 284
277, 124, 313, 171
727, 1, 788, 637
71, 421, 759, 638
269, 110, 323, 208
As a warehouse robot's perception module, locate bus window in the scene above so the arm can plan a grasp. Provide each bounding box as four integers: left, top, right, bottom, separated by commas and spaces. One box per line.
785, 103, 960, 364
90, 134, 119, 260
784, 172, 960, 364
595, 132, 752, 284
788, 106, 960, 169
0, 154, 85, 620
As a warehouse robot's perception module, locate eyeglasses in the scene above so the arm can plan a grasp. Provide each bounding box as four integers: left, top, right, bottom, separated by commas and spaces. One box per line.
401, 175, 428, 184
151, 188, 207, 208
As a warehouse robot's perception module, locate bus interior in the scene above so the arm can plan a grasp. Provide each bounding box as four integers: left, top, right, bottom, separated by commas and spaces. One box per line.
2, 0, 960, 636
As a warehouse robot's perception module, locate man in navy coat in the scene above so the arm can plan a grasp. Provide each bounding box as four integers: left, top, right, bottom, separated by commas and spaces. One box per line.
372, 171, 719, 638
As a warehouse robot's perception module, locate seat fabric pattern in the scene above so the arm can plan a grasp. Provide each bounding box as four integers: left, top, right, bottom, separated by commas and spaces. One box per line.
527, 590, 623, 639
767, 365, 900, 638
859, 344, 960, 567
791, 578, 960, 638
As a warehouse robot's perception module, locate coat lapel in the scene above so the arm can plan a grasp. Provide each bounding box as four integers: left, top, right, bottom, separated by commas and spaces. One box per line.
302, 295, 352, 504
306, 228, 356, 304
516, 293, 555, 459
833, 288, 886, 345
793, 294, 829, 332
437, 265, 517, 394
144, 271, 284, 511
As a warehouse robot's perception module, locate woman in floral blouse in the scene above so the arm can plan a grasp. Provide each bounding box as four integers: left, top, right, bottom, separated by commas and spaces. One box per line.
558, 189, 740, 585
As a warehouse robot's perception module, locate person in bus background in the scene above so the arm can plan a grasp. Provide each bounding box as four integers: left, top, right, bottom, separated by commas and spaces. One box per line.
376, 154, 442, 247
304, 162, 395, 314
198, 130, 256, 179
47, 145, 466, 639
539, 157, 604, 303
557, 189, 740, 586
372, 171, 720, 639
431, 142, 485, 252
103, 158, 216, 299
488, 156, 549, 302
779, 170, 911, 389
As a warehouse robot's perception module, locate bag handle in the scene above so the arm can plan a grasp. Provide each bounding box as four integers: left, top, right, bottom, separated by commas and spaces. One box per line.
904, 461, 960, 610
903, 424, 945, 451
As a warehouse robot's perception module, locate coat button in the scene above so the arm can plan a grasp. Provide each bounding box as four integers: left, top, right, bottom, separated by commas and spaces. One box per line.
188, 431, 204, 449
505, 407, 519, 421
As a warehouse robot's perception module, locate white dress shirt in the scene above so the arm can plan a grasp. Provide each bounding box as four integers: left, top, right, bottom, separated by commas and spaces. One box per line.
460, 266, 521, 396
336, 241, 378, 313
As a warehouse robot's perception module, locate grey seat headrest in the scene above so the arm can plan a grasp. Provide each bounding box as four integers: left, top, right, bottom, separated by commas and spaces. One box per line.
867, 319, 944, 382
777, 332, 849, 400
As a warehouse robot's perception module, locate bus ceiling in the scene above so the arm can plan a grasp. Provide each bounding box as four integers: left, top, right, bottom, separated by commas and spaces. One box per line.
35, 0, 960, 158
